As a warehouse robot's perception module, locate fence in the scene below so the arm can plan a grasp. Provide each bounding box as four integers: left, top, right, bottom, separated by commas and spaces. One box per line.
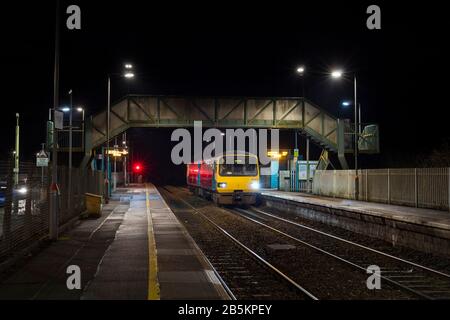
313, 168, 450, 211
0, 160, 104, 263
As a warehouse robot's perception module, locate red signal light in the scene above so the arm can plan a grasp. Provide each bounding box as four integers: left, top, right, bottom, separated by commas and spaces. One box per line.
133, 163, 143, 173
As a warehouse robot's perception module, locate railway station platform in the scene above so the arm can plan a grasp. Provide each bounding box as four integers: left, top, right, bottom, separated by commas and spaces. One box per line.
0, 184, 229, 300
260, 191, 450, 256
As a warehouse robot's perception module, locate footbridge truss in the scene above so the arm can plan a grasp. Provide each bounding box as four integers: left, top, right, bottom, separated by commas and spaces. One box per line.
85, 95, 379, 169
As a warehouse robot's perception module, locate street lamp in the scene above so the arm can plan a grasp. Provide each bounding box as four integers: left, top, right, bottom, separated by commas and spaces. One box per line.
76, 106, 85, 124
331, 70, 343, 79
331, 69, 359, 198
342, 101, 352, 107
106, 63, 135, 201
68, 89, 74, 214
14, 113, 20, 186
50, 0, 61, 240
294, 66, 307, 152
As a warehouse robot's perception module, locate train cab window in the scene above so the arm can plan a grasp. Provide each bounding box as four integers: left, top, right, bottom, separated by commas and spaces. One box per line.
219, 163, 258, 176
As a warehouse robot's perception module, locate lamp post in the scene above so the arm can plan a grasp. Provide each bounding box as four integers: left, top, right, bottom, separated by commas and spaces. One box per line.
123, 132, 128, 186
295, 66, 306, 151
114, 137, 118, 191
14, 113, 20, 186
106, 64, 135, 201
358, 103, 362, 135
63, 97, 85, 213
68, 89, 73, 213
296, 66, 310, 191
331, 70, 358, 171
106, 75, 110, 202
50, 0, 61, 240
332, 69, 359, 199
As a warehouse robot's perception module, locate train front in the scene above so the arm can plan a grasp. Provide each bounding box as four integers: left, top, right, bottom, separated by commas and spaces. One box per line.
213, 153, 260, 205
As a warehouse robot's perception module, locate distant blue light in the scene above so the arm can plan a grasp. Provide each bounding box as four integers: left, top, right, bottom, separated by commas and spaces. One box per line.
342, 101, 351, 107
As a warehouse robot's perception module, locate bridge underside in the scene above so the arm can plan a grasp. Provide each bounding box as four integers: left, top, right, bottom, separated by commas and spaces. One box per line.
85, 95, 379, 169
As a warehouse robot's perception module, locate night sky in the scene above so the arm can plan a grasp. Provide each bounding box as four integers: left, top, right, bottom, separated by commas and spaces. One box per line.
1, 1, 448, 178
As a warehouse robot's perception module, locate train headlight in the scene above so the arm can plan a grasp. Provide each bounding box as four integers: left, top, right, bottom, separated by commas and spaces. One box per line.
250, 181, 260, 190
217, 182, 227, 189
17, 187, 28, 195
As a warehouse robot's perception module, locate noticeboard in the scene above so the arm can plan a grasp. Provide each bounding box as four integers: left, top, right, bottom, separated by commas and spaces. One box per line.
36, 150, 49, 167
298, 161, 318, 181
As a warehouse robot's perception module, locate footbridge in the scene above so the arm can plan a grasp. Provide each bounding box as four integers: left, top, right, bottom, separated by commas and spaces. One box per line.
84, 95, 379, 168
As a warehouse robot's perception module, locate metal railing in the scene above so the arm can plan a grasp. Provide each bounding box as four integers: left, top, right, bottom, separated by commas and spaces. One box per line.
313, 168, 450, 212
0, 161, 104, 263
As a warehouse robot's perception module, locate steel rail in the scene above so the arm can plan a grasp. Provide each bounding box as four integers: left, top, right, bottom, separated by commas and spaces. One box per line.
248, 207, 450, 279
233, 207, 450, 300
162, 188, 319, 300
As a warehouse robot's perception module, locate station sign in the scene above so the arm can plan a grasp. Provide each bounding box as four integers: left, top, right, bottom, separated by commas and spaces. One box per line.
36, 150, 49, 167
107, 149, 129, 157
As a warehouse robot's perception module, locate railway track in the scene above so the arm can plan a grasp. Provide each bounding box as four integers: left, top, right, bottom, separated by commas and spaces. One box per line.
159, 187, 318, 300
161, 186, 425, 299
231, 206, 450, 300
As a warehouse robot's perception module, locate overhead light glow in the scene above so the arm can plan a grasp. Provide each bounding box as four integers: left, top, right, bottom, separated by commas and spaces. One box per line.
61, 107, 70, 112
124, 72, 135, 79
331, 70, 343, 79
125, 64, 133, 69
267, 151, 288, 159
76, 107, 84, 112
297, 66, 305, 74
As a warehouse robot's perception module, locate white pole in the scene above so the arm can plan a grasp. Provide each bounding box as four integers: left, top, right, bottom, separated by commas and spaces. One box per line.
106, 76, 111, 202
14, 113, 20, 186
68, 90, 73, 213
123, 132, 127, 186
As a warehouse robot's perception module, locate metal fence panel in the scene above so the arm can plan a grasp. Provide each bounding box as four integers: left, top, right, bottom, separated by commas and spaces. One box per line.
389, 168, 415, 206
313, 168, 450, 212
1, 161, 104, 263
417, 168, 449, 210
313, 170, 356, 199
366, 169, 389, 203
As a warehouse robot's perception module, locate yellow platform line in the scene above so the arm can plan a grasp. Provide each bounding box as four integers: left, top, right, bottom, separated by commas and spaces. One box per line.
146, 185, 160, 300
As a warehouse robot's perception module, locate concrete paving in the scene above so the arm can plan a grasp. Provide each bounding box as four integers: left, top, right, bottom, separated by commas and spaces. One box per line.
0, 184, 229, 300
146, 185, 229, 300
262, 191, 450, 230
0, 201, 124, 299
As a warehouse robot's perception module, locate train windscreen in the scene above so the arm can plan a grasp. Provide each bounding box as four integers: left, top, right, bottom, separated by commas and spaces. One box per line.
219, 157, 258, 176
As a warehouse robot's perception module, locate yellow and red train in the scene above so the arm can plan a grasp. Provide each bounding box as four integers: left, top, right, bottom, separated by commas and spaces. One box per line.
187, 153, 260, 205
